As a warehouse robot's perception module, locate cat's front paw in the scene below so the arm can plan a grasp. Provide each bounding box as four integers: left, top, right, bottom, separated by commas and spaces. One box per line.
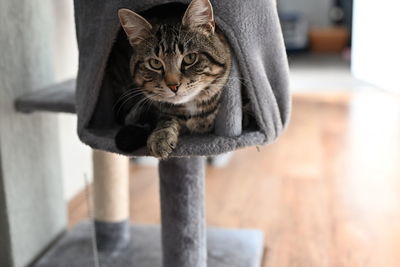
147, 128, 178, 159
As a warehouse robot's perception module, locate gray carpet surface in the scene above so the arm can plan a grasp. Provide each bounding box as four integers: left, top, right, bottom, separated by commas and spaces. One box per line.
34, 222, 264, 267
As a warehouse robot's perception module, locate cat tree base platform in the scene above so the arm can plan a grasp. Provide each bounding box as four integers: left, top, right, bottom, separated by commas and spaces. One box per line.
34, 221, 264, 267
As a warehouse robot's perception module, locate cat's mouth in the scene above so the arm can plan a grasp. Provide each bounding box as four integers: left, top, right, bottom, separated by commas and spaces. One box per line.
165, 93, 197, 104
144, 84, 204, 104
160, 85, 203, 104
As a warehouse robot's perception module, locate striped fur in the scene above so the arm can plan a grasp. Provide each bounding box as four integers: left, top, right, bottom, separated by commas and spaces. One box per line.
119, 0, 232, 158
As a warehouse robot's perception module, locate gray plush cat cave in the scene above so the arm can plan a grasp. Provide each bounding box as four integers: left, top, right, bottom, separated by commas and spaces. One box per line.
76, 0, 290, 156
16, 0, 290, 266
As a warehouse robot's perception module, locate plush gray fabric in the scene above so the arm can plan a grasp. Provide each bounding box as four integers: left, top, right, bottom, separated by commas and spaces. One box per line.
15, 79, 76, 114
73, 0, 290, 157
214, 58, 242, 137
34, 222, 264, 267
159, 157, 206, 267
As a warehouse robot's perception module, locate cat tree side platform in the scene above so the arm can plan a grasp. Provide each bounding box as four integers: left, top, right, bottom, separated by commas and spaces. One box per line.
15, 79, 76, 114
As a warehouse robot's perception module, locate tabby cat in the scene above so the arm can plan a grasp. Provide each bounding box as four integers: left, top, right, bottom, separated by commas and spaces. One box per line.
118, 0, 232, 158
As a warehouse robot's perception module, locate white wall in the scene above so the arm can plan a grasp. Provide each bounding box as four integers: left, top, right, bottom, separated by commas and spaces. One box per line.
278, 0, 333, 27
52, 1, 92, 201
352, 0, 400, 93
0, 1, 67, 265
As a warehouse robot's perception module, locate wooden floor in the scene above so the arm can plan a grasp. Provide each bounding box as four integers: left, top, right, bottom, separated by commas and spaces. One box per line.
68, 90, 400, 267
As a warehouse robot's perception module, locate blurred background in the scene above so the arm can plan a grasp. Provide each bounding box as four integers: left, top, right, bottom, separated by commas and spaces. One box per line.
1, 0, 399, 266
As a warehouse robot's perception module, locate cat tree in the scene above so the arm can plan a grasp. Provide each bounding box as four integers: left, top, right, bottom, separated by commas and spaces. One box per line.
15, 0, 290, 266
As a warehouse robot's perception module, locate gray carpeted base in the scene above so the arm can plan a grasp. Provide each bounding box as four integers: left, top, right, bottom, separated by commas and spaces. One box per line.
34, 222, 264, 267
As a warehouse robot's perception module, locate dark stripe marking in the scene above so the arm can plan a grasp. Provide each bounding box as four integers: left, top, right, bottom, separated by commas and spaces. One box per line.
197, 91, 222, 106
202, 52, 226, 67
160, 104, 219, 120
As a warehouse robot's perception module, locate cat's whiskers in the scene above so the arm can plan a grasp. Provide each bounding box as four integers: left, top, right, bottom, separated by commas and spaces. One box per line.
113, 86, 143, 105
143, 94, 161, 114
118, 89, 145, 99
129, 92, 162, 118
114, 91, 143, 108
113, 91, 145, 115
125, 96, 151, 119
115, 91, 148, 117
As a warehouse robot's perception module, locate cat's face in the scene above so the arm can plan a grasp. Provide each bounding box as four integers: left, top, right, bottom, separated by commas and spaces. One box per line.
119, 0, 231, 105
130, 26, 228, 104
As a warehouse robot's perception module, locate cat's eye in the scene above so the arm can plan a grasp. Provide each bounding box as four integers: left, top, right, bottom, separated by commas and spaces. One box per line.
183, 53, 198, 66
149, 58, 163, 70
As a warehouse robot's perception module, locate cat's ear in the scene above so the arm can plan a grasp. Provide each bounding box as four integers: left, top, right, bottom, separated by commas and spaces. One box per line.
182, 0, 215, 34
118, 9, 153, 46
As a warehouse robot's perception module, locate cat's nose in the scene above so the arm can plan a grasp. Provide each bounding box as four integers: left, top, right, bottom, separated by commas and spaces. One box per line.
167, 83, 180, 93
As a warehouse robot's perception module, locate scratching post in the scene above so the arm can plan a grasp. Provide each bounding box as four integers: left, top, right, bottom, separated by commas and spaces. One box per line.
159, 157, 207, 267
92, 150, 130, 251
